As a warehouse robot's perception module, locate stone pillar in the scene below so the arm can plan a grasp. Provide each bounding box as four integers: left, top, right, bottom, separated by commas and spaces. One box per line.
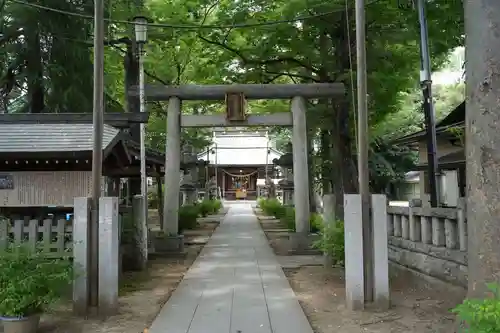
431, 217, 445, 246
371, 194, 390, 310
132, 195, 148, 270
457, 198, 467, 251
291, 96, 310, 235
157, 175, 163, 225
421, 216, 432, 244
98, 197, 120, 316
444, 218, 457, 249
408, 200, 421, 241
344, 194, 364, 310
393, 214, 402, 237
401, 215, 410, 239
163, 97, 181, 235
73, 197, 91, 316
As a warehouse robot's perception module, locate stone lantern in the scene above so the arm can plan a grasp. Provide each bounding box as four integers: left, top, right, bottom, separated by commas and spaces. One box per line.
273, 151, 294, 206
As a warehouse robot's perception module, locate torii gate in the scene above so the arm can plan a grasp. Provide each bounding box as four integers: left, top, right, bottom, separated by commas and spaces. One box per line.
130, 83, 344, 249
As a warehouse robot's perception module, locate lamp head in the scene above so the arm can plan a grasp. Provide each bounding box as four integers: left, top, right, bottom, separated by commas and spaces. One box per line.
133, 16, 149, 44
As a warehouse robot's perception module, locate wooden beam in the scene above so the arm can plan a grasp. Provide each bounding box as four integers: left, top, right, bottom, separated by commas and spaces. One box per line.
180, 113, 293, 128
105, 166, 161, 177
0, 112, 150, 128
130, 83, 345, 101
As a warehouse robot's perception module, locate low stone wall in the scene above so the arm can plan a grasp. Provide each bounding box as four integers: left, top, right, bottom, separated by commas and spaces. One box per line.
387, 199, 468, 287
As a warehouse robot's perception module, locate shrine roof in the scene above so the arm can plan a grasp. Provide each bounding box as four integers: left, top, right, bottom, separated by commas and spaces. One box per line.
0, 123, 120, 153
198, 132, 283, 166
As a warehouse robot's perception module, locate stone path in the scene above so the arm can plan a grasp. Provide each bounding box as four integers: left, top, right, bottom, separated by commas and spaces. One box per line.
148, 202, 314, 333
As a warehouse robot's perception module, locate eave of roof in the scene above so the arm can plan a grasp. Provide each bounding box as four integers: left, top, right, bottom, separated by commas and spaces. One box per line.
391, 101, 465, 145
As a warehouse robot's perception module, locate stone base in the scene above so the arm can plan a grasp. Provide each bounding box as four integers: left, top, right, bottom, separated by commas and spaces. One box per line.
153, 234, 185, 253
288, 233, 321, 254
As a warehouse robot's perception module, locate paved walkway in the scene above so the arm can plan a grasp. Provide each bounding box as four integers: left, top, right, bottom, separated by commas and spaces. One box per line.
149, 202, 314, 333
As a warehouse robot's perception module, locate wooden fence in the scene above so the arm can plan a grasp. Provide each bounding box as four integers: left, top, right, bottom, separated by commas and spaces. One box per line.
0, 205, 133, 257
0, 216, 73, 257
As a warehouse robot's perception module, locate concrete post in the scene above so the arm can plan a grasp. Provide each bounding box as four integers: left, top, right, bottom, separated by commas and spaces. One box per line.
421, 216, 432, 244
457, 198, 467, 251
401, 215, 410, 239
291, 96, 310, 235
387, 213, 394, 236
444, 218, 457, 249
163, 97, 181, 235
73, 197, 91, 316
98, 197, 120, 316
344, 194, 364, 310
371, 194, 390, 310
132, 195, 148, 270
431, 217, 445, 247
393, 214, 402, 237
408, 201, 421, 242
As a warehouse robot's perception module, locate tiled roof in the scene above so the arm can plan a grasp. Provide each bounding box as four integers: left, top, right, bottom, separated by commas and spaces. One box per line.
0, 123, 119, 152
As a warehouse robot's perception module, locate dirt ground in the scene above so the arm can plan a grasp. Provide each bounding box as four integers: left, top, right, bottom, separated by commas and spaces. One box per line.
34, 217, 220, 333
288, 266, 465, 333
255, 210, 466, 333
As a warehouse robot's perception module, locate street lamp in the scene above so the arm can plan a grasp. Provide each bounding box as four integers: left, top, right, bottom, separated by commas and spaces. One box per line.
133, 15, 149, 231
133, 16, 148, 44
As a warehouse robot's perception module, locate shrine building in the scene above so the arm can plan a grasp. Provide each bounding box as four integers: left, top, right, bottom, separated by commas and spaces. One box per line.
199, 129, 283, 200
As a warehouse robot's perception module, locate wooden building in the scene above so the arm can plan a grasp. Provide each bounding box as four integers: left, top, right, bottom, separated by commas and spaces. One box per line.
0, 113, 164, 217
198, 129, 283, 200
393, 101, 465, 204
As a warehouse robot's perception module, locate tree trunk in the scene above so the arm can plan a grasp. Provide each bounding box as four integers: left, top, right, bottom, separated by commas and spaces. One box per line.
320, 129, 332, 194
323, 9, 358, 221
330, 99, 358, 220
465, 0, 500, 298
26, 31, 44, 113
307, 127, 317, 213
124, 43, 142, 198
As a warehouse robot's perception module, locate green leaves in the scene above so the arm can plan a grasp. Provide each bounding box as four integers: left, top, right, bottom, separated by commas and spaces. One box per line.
0, 246, 73, 317
452, 284, 500, 333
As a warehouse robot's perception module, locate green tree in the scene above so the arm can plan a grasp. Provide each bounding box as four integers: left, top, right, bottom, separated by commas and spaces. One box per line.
190, 0, 463, 213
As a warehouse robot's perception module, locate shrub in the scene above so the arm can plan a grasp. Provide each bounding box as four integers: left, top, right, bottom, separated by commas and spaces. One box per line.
278, 208, 323, 233
0, 246, 74, 317
148, 190, 159, 209
120, 212, 136, 246
309, 213, 323, 233
198, 199, 222, 217
313, 220, 345, 266
178, 205, 199, 232
260, 198, 286, 218
212, 199, 222, 214
198, 200, 211, 217
452, 283, 500, 332
257, 197, 266, 208
280, 206, 296, 230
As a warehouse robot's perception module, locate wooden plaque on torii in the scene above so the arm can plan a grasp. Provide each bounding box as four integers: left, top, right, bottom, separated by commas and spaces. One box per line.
225, 92, 247, 121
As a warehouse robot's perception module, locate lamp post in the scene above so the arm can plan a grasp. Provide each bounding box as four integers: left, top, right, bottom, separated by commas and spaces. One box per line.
397, 0, 439, 207
133, 16, 148, 221
416, 0, 439, 207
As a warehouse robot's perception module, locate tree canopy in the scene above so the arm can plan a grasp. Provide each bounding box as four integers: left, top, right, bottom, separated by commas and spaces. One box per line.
0, 0, 464, 204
